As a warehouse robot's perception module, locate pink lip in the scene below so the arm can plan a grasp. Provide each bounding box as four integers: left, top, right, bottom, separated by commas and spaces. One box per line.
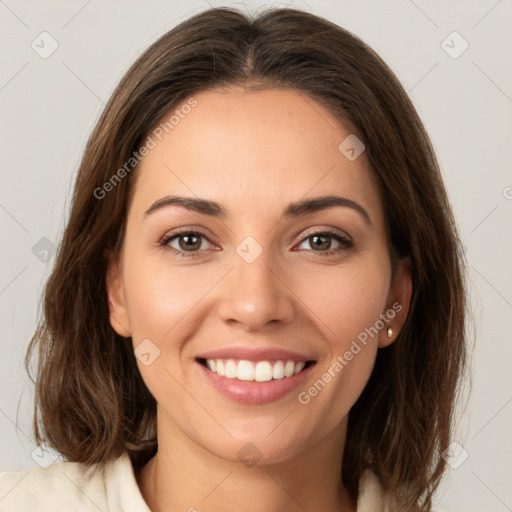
195, 360, 316, 405
196, 346, 315, 363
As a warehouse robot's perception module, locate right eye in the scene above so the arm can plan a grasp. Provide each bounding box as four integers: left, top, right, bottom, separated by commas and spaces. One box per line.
160, 230, 216, 258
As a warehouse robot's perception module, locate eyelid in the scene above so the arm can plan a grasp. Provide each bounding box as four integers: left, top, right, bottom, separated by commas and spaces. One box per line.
159, 226, 218, 245
297, 225, 352, 243
159, 225, 351, 246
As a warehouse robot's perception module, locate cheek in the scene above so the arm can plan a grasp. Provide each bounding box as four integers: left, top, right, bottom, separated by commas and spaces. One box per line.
291, 258, 389, 425
120, 254, 219, 410
122, 255, 222, 343
293, 257, 391, 349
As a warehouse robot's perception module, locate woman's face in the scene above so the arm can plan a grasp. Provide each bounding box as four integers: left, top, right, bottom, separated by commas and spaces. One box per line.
107, 86, 411, 465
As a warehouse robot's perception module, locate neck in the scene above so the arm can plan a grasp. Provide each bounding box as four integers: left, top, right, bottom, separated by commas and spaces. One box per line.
136, 412, 356, 512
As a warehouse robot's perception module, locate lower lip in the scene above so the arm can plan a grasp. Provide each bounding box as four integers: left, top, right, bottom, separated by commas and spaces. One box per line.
196, 361, 315, 405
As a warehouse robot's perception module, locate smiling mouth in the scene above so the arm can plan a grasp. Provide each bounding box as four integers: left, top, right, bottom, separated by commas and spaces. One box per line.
196, 357, 316, 382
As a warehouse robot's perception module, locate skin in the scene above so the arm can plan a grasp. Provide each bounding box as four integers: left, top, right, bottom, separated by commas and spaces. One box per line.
107, 86, 412, 512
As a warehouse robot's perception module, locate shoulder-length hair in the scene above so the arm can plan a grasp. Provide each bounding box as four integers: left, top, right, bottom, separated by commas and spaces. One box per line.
26, 7, 468, 511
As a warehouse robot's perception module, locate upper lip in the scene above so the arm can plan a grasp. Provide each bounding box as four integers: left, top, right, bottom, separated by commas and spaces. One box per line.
196, 346, 316, 363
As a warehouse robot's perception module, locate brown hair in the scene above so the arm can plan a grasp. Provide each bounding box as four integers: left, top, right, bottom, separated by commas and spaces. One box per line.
26, 6, 468, 511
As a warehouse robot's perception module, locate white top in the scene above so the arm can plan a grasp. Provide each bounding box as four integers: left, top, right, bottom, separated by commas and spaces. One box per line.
0, 452, 393, 511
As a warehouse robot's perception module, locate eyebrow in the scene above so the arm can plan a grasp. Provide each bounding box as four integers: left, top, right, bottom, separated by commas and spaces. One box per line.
144, 194, 371, 225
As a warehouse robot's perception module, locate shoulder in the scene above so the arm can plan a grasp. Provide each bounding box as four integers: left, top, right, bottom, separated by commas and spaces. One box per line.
357, 469, 392, 511
0, 452, 150, 512
357, 470, 408, 512
357, 470, 442, 512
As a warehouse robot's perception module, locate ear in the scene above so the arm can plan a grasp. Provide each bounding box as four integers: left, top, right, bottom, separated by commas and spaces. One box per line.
105, 256, 131, 338
378, 257, 413, 348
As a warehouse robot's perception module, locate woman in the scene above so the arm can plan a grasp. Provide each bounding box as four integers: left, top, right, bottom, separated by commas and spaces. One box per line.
0, 6, 467, 511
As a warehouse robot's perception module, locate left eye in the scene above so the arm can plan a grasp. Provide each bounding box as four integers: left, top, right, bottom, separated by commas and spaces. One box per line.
295, 230, 352, 255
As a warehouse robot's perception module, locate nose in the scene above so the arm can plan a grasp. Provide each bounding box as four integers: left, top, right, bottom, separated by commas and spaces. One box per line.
216, 247, 296, 331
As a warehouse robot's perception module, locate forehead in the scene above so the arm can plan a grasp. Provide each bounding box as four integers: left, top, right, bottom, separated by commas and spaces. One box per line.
132, 86, 383, 226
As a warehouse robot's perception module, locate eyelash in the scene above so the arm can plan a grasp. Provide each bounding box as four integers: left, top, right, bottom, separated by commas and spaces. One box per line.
159, 228, 353, 259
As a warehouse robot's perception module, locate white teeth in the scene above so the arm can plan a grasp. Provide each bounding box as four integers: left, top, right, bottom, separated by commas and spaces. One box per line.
284, 361, 295, 378
254, 361, 273, 382
272, 360, 285, 380
294, 361, 305, 374
225, 359, 237, 378
203, 358, 309, 381
237, 360, 254, 381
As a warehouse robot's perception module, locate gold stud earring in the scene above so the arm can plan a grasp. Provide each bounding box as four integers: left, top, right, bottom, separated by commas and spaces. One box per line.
387, 326, 393, 338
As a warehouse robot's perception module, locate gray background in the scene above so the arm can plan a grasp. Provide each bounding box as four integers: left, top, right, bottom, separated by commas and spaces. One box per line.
1, 1, 511, 510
